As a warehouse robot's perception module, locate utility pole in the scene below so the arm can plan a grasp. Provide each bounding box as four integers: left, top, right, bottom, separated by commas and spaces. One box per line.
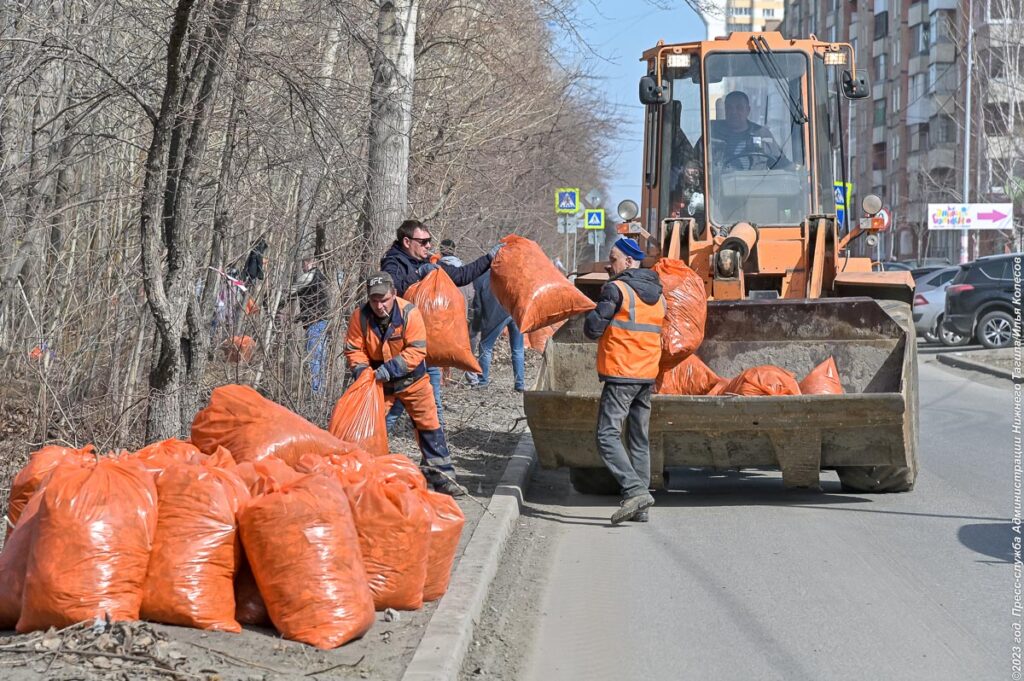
960, 1, 974, 264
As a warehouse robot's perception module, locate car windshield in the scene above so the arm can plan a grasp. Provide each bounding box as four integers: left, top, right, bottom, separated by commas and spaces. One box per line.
704, 52, 811, 227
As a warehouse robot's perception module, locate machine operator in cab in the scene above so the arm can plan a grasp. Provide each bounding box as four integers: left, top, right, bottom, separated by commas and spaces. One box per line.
583, 237, 666, 524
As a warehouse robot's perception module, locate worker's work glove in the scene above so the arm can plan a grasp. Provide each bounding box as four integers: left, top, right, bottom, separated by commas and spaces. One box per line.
417, 263, 439, 278
374, 366, 391, 383
488, 242, 505, 260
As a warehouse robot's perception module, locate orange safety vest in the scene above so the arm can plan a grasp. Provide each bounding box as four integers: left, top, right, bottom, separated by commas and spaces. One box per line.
597, 280, 666, 381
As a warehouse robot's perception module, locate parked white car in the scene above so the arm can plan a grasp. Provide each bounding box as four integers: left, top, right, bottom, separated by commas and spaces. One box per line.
913, 284, 968, 346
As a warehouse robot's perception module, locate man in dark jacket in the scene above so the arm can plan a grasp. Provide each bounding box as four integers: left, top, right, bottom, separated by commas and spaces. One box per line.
584, 238, 665, 524
280, 257, 331, 394
380, 219, 503, 430
468, 271, 525, 391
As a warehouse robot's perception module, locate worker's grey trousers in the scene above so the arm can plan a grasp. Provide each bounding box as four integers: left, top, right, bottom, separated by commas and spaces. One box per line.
596, 381, 652, 499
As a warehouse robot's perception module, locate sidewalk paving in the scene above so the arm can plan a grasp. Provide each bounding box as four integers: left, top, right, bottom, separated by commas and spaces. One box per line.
934, 347, 1017, 381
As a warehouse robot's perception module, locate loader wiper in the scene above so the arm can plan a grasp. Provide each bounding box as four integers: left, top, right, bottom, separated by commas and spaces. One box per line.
752, 36, 807, 125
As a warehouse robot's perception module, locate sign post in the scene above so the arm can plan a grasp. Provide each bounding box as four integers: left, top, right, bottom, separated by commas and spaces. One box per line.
584, 208, 605, 264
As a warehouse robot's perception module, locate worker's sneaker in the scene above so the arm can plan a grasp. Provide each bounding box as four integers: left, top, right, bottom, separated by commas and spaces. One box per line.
611, 492, 655, 524
630, 510, 649, 523
432, 477, 468, 498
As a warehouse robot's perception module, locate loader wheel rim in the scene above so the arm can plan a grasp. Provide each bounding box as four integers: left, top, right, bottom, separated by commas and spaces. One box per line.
983, 317, 1012, 346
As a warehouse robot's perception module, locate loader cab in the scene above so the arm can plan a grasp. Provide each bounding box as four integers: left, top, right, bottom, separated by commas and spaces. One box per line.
641, 34, 852, 241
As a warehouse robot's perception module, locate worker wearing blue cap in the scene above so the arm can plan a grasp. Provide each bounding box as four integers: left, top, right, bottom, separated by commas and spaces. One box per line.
583, 237, 666, 524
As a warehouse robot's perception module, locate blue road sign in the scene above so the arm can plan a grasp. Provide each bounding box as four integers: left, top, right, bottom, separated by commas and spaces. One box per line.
556, 188, 579, 214
834, 181, 852, 228
584, 208, 605, 230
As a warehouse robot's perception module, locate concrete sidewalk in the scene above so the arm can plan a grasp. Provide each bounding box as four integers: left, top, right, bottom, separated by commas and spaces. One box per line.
935, 347, 1017, 381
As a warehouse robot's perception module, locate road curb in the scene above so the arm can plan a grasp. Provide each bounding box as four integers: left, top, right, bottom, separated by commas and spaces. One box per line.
401, 432, 538, 681
936, 352, 1017, 381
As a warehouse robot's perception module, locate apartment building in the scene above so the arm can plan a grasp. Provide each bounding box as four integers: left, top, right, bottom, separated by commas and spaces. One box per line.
778, 0, 1021, 261
700, 1, 786, 40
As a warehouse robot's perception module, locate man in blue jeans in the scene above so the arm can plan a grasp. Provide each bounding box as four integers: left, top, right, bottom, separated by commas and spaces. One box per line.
380, 219, 504, 430
468, 270, 525, 391
280, 257, 331, 393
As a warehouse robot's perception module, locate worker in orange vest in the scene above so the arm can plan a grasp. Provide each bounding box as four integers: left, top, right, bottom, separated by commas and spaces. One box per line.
344, 272, 465, 497
583, 237, 665, 523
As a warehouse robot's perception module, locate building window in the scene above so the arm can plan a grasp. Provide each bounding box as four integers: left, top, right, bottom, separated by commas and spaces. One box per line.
930, 10, 955, 45
731, 6, 752, 15
988, 0, 1010, 22
891, 135, 900, 161
874, 11, 889, 39
874, 53, 887, 81
874, 98, 886, 126
912, 23, 929, 55
931, 114, 956, 144
928, 63, 957, 93
763, 8, 775, 17
984, 102, 1012, 135
873, 142, 887, 170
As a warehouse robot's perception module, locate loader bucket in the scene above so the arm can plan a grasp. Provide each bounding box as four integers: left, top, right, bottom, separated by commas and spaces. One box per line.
523, 297, 918, 492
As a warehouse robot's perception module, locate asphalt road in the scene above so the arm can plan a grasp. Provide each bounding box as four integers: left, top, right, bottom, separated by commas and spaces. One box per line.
468, 357, 1013, 681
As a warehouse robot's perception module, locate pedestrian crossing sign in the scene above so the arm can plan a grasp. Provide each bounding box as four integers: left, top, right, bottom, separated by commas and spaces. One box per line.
556, 188, 580, 214
584, 208, 605, 230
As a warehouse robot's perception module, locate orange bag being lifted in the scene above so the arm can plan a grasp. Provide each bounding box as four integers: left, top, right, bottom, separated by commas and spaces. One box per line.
141, 452, 249, 632
192, 384, 352, 466
799, 357, 844, 395
651, 258, 707, 369
18, 458, 157, 632
6, 444, 95, 532
421, 490, 465, 601
714, 365, 801, 397
490, 235, 595, 333
526, 321, 564, 354
405, 269, 482, 373
239, 473, 374, 649
655, 355, 721, 395
352, 474, 432, 610
328, 372, 389, 457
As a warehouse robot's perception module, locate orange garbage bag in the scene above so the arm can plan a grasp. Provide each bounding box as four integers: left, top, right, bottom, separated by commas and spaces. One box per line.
651, 258, 707, 368
0, 489, 46, 628
799, 357, 844, 395
352, 475, 432, 610
328, 372, 389, 457
140, 452, 249, 632
235, 455, 301, 495
406, 269, 482, 373
490, 235, 595, 333
374, 454, 427, 490
192, 384, 352, 466
324, 450, 377, 505
129, 438, 207, 476
221, 335, 256, 363
714, 365, 801, 397
18, 458, 157, 632
420, 490, 465, 601
6, 444, 95, 532
655, 355, 721, 395
239, 473, 374, 648
526, 321, 564, 354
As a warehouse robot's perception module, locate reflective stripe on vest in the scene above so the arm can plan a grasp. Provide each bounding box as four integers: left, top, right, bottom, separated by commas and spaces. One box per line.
596, 279, 665, 381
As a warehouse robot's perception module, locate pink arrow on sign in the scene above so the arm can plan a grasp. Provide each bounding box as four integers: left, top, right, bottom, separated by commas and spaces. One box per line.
978, 209, 1008, 221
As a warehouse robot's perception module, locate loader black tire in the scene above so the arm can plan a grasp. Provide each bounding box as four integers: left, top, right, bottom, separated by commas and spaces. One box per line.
836, 300, 920, 493
569, 467, 621, 496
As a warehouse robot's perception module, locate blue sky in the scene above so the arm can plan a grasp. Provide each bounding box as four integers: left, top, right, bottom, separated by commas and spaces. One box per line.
571, 1, 706, 210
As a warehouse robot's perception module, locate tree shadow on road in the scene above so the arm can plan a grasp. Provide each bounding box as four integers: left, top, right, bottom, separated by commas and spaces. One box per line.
958, 522, 1014, 563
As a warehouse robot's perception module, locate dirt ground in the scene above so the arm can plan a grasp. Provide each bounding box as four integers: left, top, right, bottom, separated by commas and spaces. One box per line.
0, 344, 539, 681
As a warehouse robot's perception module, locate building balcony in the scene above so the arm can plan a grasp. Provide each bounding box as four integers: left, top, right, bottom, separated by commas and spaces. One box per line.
925, 146, 956, 173
908, 55, 927, 76
928, 0, 958, 11
908, 3, 926, 26
929, 43, 956, 64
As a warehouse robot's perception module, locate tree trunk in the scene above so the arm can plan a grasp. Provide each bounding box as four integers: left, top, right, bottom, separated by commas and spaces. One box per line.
362, 0, 419, 267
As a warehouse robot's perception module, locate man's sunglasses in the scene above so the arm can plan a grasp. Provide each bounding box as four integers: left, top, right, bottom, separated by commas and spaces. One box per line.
408, 236, 432, 245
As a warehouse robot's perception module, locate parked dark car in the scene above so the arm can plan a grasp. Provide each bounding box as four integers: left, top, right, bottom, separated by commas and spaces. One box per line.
872, 261, 915, 272
944, 253, 1020, 348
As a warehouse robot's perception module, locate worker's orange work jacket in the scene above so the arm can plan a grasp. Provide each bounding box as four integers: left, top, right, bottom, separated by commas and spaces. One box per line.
344, 297, 428, 391
596, 280, 666, 382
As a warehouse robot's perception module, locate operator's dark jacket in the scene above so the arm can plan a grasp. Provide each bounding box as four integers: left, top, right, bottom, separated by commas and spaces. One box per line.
470, 271, 512, 340
583, 268, 664, 383
381, 243, 492, 297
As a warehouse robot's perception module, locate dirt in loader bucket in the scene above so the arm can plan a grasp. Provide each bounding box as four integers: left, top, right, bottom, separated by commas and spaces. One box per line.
523, 297, 918, 495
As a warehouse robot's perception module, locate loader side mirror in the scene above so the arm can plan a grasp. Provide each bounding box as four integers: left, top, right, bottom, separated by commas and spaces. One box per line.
639, 75, 671, 105
841, 69, 869, 99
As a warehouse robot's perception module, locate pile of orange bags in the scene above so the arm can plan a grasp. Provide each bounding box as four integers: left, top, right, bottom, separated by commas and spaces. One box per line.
491, 235, 595, 333
191, 384, 350, 466
651, 259, 707, 369
710, 365, 801, 397
239, 473, 375, 648
18, 458, 157, 632
406, 268, 481, 373
799, 357, 844, 395
140, 451, 249, 632
328, 371, 389, 457
655, 355, 721, 395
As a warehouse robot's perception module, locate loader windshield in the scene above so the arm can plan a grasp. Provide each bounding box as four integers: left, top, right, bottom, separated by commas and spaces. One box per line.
703, 52, 811, 227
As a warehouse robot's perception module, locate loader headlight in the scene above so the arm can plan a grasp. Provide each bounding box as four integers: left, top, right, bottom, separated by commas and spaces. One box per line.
617, 200, 639, 222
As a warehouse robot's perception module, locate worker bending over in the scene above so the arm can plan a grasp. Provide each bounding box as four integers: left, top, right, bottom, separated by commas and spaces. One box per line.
344, 272, 465, 497
583, 238, 665, 523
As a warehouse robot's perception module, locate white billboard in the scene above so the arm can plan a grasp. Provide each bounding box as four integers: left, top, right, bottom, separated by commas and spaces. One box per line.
927, 203, 1014, 231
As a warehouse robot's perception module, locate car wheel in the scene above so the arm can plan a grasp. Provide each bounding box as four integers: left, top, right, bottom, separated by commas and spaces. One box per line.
938, 317, 969, 347
976, 310, 1014, 349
